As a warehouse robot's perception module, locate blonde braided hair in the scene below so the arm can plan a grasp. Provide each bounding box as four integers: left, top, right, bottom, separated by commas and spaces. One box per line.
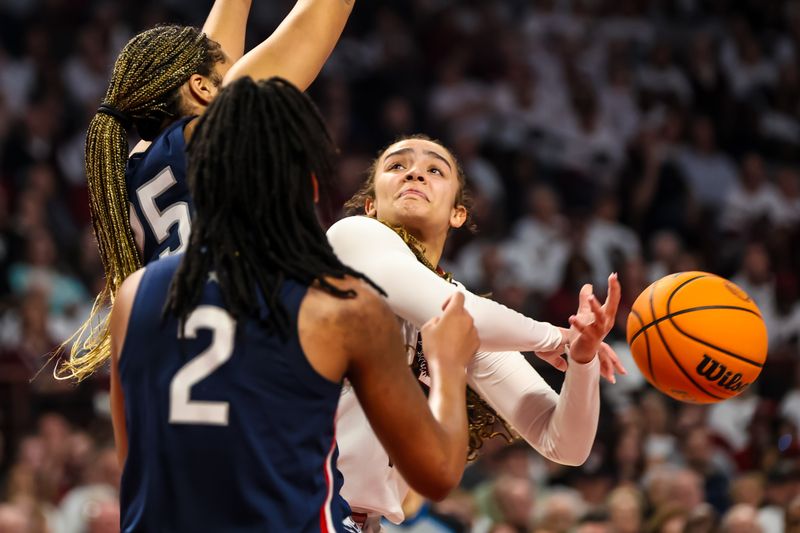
57, 25, 224, 381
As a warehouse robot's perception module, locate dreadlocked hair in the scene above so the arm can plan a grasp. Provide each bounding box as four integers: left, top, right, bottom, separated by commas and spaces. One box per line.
344, 133, 477, 233
57, 25, 225, 381
164, 76, 381, 335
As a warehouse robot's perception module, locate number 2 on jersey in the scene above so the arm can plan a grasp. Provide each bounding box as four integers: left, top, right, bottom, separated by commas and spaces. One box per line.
169, 306, 236, 426
136, 167, 191, 258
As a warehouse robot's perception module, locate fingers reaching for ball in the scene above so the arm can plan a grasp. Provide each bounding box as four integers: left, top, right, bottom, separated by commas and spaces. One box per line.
568, 273, 621, 366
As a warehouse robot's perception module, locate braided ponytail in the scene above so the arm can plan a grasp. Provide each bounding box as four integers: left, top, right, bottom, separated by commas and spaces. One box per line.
58, 25, 223, 381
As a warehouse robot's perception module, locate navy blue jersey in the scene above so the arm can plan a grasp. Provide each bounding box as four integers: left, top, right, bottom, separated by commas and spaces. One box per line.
119, 255, 346, 533
126, 118, 194, 264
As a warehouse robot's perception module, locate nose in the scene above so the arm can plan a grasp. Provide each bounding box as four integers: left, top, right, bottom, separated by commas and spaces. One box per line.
404, 172, 425, 182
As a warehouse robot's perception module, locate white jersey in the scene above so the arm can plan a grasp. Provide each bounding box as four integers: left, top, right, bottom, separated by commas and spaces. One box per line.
328, 216, 601, 523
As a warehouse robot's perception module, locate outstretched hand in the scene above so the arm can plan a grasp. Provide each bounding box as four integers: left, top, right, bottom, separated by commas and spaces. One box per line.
569, 273, 622, 366
534, 276, 626, 382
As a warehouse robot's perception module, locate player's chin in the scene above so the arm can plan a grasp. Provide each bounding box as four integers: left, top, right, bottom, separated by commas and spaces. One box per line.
393, 202, 432, 222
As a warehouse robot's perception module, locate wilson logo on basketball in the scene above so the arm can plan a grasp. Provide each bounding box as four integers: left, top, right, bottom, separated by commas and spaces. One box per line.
696, 355, 750, 392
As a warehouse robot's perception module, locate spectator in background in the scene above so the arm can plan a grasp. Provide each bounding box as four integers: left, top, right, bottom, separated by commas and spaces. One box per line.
534, 489, 585, 533
504, 183, 569, 297
59, 448, 119, 533
686, 32, 727, 125
679, 426, 732, 513
637, 41, 692, 105
731, 242, 779, 341
61, 25, 110, 109
600, 54, 641, 145
625, 108, 693, 240
607, 486, 644, 533
85, 498, 120, 533
772, 167, 800, 229
8, 228, 88, 319
720, 20, 778, 103
783, 494, 800, 533
721, 153, 781, 235
491, 476, 535, 533
644, 503, 688, 533
489, 61, 564, 152
720, 503, 763, 533
574, 509, 611, 533
582, 193, 640, 290
429, 55, 490, 138
675, 115, 738, 215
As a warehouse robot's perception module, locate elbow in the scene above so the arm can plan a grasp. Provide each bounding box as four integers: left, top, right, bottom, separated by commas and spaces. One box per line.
549, 447, 592, 468
415, 471, 461, 502
404, 459, 463, 502
425, 484, 456, 503
559, 456, 589, 468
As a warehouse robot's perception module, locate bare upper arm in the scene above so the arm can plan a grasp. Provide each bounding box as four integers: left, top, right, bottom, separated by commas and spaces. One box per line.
298, 275, 399, 383
110, 268, 146, 364
109, 267, 145, 468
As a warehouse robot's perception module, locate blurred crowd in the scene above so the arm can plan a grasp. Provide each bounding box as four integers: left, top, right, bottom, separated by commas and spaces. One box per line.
0, 0, 799, 531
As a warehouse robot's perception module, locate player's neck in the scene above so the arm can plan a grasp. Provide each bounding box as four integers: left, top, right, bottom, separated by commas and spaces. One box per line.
404, 225, 445, 268
380, 220, 446, 270
419, 233, 445, 268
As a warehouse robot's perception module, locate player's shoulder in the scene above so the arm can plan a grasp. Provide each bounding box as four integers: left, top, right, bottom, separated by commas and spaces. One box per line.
306, 275, 391, 324
327, 215, 394, 241
110, 267, 148, 358
299, 275, 397, 363
117, 267, 147, 307
327, 216, 408, 260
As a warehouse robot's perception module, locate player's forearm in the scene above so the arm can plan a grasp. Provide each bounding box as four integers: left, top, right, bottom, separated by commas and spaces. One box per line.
467, 351, 600, 466
379, 363, 468, 501
202, 0, 252, 63
222, 0, 355, 90
421, 360, 469, 498
525, 356, 601, 465
462, 291, 563, 352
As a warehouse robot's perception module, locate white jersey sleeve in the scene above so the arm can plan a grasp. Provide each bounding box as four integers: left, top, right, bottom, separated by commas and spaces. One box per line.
327, 216, 563, 353
467, 350, 600, 466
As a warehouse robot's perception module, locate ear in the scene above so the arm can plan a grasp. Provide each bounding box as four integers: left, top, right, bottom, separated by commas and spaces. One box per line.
450, 204, 467, 229
364, 197, 377, 217
186, 73, 217, 107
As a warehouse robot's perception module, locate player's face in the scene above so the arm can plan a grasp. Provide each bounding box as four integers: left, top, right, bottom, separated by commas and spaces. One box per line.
365, 139, 466, 238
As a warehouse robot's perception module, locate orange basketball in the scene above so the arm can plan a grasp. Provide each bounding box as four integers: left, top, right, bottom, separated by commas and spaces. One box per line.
626, 271, 768, 404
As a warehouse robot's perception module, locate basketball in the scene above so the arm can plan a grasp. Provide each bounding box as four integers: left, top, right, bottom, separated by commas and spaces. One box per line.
626, 272, 768, 404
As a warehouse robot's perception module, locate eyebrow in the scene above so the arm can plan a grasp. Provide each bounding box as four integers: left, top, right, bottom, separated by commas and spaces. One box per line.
384, 148, 453, 171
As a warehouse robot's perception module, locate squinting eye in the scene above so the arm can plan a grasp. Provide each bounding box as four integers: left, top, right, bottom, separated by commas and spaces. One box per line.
430, 168, 443, 175
389, 163, 404, 170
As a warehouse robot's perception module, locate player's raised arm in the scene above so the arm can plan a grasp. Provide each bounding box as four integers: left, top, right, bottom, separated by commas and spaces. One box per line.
222, 0, 355, 90
202, 0, 253, 64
